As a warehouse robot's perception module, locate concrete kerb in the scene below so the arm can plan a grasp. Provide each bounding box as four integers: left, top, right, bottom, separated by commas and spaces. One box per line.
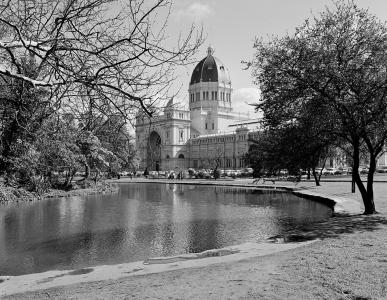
291, 189, 362, 215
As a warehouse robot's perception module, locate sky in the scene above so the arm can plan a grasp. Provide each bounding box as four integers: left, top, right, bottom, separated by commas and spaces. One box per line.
166, 0, 387, 114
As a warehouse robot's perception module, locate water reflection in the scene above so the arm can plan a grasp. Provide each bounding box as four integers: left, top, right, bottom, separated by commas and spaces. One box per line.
0, 183, 332, 275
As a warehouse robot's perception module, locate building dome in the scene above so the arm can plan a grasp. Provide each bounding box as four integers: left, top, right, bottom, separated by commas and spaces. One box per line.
190, 47, 231, 85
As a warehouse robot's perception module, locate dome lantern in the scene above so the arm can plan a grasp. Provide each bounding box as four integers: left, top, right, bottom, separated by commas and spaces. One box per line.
207, 45, 214, 56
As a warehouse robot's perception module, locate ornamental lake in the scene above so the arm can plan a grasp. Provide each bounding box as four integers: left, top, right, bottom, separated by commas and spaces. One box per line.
0, 183, 332, 275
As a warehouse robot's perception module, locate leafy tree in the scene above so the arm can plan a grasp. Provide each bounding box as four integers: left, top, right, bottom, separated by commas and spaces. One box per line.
250, 1, 387, 214
0, 57, 53, 176
247, 102, 337, 185
76, 131, 112, 180
94, 115, 139, 174
35, 116, 83, 187
247, 127, 335, 185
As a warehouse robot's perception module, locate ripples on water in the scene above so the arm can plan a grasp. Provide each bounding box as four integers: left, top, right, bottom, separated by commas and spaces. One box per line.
0, 183, 332, 275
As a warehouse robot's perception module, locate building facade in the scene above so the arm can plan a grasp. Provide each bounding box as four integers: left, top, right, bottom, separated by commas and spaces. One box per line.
135, 47, 257, 171
136, 47, 387, 171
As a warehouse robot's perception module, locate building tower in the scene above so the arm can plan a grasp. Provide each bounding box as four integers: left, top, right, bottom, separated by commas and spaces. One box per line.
188, 46, 233, 136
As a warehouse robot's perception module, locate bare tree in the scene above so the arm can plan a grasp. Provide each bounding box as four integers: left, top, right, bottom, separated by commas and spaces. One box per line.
0, 0, 203, 118
0, 0, 203, 174
208, 146, 223, 179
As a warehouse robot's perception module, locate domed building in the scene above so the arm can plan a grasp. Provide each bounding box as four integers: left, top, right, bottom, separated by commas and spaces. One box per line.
189, 46, 234, 137
135, 47, 256, 171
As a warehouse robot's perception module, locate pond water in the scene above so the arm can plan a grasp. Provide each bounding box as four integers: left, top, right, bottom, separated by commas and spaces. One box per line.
0, 183, 332, 276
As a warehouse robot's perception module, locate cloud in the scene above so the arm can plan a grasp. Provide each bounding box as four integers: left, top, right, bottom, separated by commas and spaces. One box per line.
174, 3, 214, 21
232, 87, 262, 117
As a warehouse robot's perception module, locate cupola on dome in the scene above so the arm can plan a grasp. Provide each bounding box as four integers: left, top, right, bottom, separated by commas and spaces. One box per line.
190, 46, 231, 85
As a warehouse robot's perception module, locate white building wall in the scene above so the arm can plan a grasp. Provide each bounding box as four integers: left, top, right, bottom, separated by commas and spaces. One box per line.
187, 127, 252, 170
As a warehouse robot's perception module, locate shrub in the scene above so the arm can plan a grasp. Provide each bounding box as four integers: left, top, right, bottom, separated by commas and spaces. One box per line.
213, 169, 221, 179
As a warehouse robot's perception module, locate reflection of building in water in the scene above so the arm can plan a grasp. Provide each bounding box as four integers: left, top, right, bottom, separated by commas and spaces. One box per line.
136, 47, 258, 171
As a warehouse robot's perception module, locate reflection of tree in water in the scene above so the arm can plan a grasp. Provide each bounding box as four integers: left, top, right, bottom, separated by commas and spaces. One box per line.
179, 185, 332, 247
1, 227, 129, 276
1, 200, 71, 275
175, 184, 187, 195
181, 186, 296, 207
186, 187, 222, 253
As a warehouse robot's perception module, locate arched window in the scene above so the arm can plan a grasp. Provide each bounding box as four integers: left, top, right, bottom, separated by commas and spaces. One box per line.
166, 155, 170, 159
178, 154, 185, 159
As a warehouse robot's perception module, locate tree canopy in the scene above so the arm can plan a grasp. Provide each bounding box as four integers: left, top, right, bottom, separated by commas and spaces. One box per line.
0, 0, 203, 118
0, 0, 203, 192
250, 0, 387, 214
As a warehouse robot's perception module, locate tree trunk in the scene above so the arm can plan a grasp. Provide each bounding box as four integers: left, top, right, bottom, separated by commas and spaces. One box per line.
64, 169, 72, 187
312, 168, 320, 186
84, 163, 90, 179
352, 140, 376, 214
68, 169, 76, 186
94, 168, 101, 183
364, 154, 377, 214
0, 119, 19, 174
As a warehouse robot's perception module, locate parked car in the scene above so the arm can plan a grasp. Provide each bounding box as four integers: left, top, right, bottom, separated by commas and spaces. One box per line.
323, 168, 341, 175
376, 166, 387, 173
135, 170, 144, 177
359, 166, 369, 174
279, 169, 288, 176
195, 170, 212, 179
187, 168, 197, 178
224, 169, 234, 176
241, 168, 253, 177
234, 170, 242, 177
341, 167, 352, 174
228, 170, 237, 178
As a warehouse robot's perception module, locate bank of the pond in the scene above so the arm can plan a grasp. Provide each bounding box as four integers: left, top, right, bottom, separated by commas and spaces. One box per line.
0, 180, 118, 205
2, 179, 387, 299
44, 181, 119, 199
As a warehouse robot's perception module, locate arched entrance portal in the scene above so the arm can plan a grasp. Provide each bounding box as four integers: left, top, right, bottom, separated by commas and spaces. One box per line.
147, 131, 162, 171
